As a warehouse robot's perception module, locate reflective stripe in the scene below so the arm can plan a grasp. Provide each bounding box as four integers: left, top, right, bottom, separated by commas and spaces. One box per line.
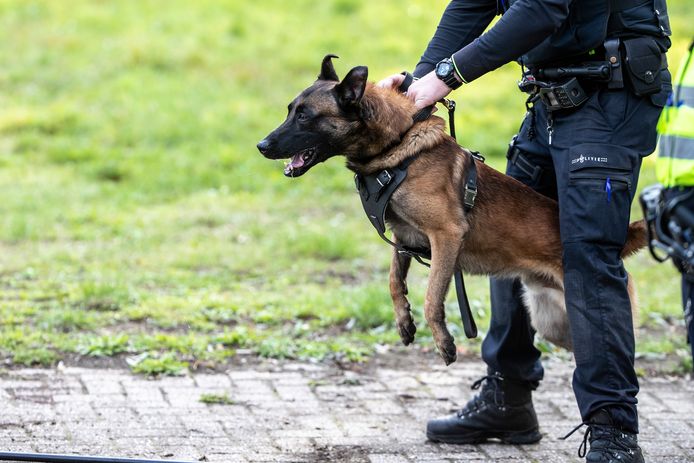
656, 47, 694, 187
674, 85, 694, 107
657, 157, 694, 187
659, 134, 694, 160
659, 105, 694, 138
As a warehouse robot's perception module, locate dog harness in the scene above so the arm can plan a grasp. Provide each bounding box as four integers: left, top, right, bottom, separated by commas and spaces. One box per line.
353, 98, 482, 339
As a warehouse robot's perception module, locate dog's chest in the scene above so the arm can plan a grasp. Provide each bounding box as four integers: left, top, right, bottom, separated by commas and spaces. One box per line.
384, 199, 430, 251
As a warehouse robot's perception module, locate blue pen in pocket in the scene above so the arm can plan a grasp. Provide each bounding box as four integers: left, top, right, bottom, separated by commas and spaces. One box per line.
605, 177, 612, 203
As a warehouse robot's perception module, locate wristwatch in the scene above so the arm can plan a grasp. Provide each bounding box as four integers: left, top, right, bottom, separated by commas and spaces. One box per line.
435, 58, 463, 90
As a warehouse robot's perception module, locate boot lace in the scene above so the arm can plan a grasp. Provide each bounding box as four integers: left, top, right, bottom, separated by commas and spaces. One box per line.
456, 374, 503, 417
561, 422, 637, 460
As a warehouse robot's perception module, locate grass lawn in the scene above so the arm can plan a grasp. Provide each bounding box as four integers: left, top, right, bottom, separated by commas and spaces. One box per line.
1, 0, 693, 375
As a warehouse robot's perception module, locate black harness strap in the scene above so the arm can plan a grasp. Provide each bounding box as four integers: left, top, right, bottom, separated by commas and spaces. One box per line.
456, 149, 482, 339
354, 154, 432, 267
354, 97, 479, 339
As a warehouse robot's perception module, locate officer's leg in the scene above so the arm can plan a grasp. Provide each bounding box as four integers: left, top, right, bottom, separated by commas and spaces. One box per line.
483, 279, 543, 382
427, 109, 554, 445
546, 86, 663, 435
483, 119, 557, 384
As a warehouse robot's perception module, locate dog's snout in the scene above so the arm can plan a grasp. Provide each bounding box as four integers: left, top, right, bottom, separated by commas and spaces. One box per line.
257, 138, 272, 155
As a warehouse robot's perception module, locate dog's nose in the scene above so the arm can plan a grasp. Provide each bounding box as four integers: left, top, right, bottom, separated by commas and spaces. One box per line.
257, 138, 272, 155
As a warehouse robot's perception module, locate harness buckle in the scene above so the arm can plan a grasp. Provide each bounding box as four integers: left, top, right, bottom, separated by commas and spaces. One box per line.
376, 169, 393, 188
464, 185, 478, 211
469, 150, 485, 163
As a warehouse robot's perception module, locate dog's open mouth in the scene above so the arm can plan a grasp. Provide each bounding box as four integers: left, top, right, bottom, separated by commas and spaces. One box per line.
284, 147, 317, 177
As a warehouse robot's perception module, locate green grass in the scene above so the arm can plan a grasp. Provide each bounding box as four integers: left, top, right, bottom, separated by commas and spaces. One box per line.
199, 393, 234, 405
0, 0, 693, 374
128, 352, 189, 376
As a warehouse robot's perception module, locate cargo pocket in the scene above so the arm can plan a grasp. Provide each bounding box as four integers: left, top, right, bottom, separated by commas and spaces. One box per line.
563, 143, 636, 245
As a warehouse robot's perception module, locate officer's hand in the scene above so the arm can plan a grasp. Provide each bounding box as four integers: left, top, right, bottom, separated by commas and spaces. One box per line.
407, 71, 452, 109
376, 73, 406, 90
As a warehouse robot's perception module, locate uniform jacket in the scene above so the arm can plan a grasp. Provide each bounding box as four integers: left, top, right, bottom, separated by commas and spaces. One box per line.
413, 0, 671, 82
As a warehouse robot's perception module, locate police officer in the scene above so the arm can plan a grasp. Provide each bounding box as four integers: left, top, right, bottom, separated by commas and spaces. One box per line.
652, 38, 694, 367
378, 1, 671, 461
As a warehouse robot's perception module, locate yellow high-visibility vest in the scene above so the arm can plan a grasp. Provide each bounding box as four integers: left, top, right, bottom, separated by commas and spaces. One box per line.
656, 40, 694, 187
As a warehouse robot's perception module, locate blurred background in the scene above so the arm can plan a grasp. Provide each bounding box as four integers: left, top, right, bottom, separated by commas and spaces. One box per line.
0, 0, 692, 376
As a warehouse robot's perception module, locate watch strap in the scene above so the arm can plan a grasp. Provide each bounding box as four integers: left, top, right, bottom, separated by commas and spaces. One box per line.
437, 58, 463, 90
442, 72, 462, 90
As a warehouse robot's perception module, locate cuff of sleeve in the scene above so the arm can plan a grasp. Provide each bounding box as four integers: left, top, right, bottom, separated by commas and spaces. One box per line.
413, 62, 435, 79
452, 41, 489, 84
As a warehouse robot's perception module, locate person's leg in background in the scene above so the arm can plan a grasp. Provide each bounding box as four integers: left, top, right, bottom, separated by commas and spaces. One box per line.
681, 273, 694, 367
664, 186, 694, 369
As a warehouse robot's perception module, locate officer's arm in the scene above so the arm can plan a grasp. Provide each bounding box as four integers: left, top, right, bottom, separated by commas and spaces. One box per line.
413, 0, 497, 78
452, 0, 571, 83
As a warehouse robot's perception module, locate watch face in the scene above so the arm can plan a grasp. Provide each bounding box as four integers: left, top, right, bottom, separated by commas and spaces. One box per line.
436, 62, 452, 77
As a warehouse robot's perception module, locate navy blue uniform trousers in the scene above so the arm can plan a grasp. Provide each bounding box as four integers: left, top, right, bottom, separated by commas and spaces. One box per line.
481, 84, 665, 433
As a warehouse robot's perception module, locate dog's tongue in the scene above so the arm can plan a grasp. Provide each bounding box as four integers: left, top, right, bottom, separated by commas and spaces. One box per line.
289, 153, 305, 168
284, 153, 305, 174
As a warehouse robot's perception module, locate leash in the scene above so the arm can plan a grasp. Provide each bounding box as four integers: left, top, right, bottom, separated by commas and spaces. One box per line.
355, 73, 480, 339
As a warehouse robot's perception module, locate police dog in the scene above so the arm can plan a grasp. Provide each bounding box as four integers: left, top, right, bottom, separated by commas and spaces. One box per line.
257, 55, 646, 365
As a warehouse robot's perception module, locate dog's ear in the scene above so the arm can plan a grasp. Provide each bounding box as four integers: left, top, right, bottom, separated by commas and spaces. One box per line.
318, 54, 340, 81
335, 65, 368, 108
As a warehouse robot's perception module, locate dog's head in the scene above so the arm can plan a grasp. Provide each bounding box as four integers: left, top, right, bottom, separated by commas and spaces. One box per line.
257, 54, 402, 177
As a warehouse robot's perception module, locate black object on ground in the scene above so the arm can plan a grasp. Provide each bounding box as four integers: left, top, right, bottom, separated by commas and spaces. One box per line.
0, 452, 194, 463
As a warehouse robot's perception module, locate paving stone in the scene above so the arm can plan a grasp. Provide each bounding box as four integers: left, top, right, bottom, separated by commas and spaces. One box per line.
193, 374, 232, 389
0, 357, 691, 462
368, 453, 411, 463
273, 437, 316, 453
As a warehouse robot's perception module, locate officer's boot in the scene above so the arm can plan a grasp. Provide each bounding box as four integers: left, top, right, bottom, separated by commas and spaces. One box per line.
426, 372, 542, 444
565, 409, 644, 463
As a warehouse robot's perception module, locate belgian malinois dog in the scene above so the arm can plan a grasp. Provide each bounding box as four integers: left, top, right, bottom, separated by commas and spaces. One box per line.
257, 55, 646, 365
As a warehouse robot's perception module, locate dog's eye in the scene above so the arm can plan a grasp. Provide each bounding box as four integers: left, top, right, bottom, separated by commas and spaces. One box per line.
296, 111, 309, 122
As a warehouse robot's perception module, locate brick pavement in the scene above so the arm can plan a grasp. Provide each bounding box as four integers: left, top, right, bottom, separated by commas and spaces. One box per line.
0, 354, 692, 462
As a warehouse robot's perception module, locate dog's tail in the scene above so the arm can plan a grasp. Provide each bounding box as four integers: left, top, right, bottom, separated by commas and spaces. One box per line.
621, 219, 648, 259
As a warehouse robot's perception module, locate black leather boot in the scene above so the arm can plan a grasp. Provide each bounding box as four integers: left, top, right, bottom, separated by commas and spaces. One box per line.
426, 372, 542, 444
563, 409, 644, 463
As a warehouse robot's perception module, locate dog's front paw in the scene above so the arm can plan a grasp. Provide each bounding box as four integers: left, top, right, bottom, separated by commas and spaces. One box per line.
436, 337, 457, 366
396, 315, 417, 346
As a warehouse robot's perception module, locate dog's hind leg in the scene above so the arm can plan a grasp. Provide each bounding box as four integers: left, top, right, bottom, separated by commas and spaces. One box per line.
389, 247, 416, 345
522, 276, 573, 351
